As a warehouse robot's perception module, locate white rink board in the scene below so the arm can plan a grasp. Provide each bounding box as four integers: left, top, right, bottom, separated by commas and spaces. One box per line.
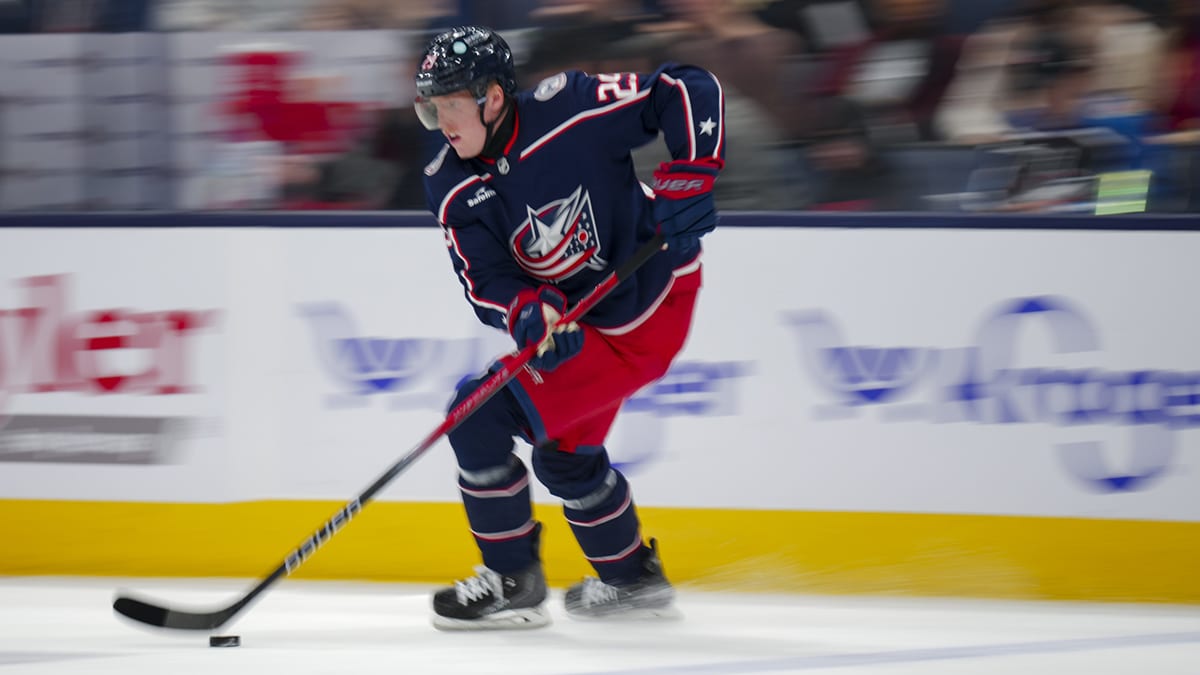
1, 227, 1197, 520
0, 229, 229, 500
688, 228, 1199, 520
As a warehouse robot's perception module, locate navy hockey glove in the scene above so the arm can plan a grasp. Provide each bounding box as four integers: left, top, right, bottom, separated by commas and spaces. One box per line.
508, 286, 584, 372
652, 158, 723, 250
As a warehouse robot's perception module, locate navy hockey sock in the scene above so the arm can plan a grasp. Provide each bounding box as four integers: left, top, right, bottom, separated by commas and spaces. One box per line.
459, 457, 538, 574
562, 469, 648, 585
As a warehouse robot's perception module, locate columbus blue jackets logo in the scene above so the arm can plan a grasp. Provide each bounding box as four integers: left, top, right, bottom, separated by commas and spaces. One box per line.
510, 186, 607, 281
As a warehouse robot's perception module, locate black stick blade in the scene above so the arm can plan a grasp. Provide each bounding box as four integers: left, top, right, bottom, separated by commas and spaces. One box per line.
113, 595, 236, 631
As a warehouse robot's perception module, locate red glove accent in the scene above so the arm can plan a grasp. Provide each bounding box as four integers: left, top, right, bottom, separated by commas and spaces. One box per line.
651, 158, 725, 199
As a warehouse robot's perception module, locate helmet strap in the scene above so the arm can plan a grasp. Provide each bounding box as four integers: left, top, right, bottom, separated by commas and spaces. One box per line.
479, 95, 515, 160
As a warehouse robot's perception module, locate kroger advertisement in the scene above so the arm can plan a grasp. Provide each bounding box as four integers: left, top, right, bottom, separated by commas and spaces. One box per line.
700, 228, 1198, 520
1, 225, 1196, 521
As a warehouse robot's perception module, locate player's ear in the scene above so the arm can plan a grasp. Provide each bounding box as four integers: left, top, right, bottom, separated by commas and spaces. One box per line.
485, 81, 506, 116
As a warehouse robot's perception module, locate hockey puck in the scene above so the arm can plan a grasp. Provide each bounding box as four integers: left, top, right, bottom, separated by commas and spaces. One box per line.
209, 635, 240, 648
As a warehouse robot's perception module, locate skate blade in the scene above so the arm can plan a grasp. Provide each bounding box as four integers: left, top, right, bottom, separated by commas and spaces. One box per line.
431, 607, 551, 631
566, 604, 684, 622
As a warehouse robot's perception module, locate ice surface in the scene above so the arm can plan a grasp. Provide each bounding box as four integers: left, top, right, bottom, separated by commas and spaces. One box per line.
1, 577, 1197, 674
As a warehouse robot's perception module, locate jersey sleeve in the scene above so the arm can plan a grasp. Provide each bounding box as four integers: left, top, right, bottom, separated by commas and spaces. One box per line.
538, 65, 726, 163
638, 63, 726, 163
424, 158, 531, 331
440, 222, 530, 330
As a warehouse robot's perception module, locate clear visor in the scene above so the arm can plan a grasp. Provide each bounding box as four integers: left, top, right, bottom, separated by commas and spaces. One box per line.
414, 97, 441, 131
413, 93, 487, 132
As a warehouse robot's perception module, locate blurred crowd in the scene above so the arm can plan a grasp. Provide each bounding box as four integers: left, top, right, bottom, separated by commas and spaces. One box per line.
1, 0, 1197, 213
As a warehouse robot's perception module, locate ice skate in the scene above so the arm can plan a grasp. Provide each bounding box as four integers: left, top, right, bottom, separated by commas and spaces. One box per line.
432, 562, 550, 631
564, 539, 681, 620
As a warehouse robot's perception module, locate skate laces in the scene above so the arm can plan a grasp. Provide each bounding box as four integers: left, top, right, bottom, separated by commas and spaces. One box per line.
578, 577, 619, 607
454, 566, 503, 604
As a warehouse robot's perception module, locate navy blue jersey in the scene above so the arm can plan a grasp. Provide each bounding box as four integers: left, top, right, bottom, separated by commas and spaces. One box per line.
423, 64, 726, 331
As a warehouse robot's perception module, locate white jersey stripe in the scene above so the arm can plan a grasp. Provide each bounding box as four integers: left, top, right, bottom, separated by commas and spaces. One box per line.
439, 173, 506, 317
447, 226, 509, 317
658, 73, 697, 160
519, 88, 653, 160
710, 72, 726, 159
437, 173, 491, 225
596, 258, 701, 337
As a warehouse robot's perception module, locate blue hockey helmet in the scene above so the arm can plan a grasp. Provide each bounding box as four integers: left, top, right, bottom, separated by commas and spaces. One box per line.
414, 27, 516, 130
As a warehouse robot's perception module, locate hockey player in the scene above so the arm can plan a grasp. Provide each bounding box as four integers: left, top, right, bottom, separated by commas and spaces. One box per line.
415, 26, 725, 630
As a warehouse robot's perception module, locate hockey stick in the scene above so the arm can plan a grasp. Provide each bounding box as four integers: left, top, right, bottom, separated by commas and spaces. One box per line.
112, 233, 666, 631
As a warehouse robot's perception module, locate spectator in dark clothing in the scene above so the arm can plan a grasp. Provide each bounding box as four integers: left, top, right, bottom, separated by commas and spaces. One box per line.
94, 0, 152, 31
0, 0, 33, 32
1001, 0, 1096, 131
801, 96, 920, 210
20, 0, 150, 32
653, 0, 808, 139
806, 0, 968, 141
1155, 0, 1200, 131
